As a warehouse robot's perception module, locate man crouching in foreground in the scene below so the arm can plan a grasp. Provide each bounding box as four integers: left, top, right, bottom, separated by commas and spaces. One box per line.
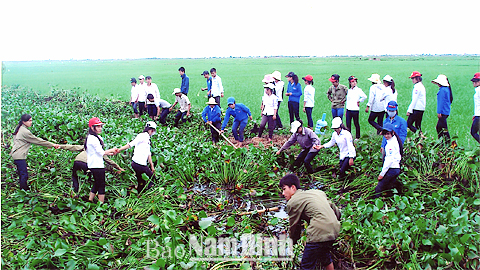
280, 174, 341, 270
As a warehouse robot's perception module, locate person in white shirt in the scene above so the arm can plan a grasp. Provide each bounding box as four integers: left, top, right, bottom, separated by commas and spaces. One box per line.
302, 75, 315, 129
272, 71, 284, 129
130, 78, 139, 118
375, 123, 403, 198
471, 72, 480, 143
117, 121, 157, 193
315, 117, 356, 179
85, 117, 118, 203
382, 75, 398, 115
258, 83, 278, 141
157, 98, 172, 125
209, 68, 224, 107
145, 76, 161, 120
365, 74, 386, 134
137, 75, 148, 116
345, 76, 367, 139
170, 88, 191, 128
406, 71, 426, 133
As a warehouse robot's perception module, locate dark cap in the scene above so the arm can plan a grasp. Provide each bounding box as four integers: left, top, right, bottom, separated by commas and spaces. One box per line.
329, 74, 340, 82
201, 70, 209, 75
285, 71, 295, 78
147, 93, 154, 100
145, 75, 152, 80
348, 76, 357, 82
130, 77, 137, 83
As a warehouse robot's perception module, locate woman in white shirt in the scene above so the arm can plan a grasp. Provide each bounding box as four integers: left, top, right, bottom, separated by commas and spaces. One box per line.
85, 117, 118, 203
383, 75, 398, 114
302, 75, 315, 129
272, 71, 284, 129
375, 123, 403, 198
345, 76, 367, 139
258, 83, 278, 141
117, 121, 157, 193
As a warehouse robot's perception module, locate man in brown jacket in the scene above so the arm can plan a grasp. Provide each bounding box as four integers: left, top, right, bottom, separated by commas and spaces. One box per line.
327, 74, 348, 120
280, 174, 341, 270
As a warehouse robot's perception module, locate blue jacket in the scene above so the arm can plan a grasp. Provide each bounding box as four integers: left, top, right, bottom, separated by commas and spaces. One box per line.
287, 82, 302, 103
437, 86, 452, 115
222, 103, 251, 130
181, 74, 189, 95
202, 105, 221, 123
382, 115, 407, 148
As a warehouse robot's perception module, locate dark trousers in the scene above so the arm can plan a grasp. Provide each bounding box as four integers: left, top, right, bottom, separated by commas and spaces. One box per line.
290, 148, 318, 174
276, 101, 283, 128
258, 115, 275, 139
407, 109, 424, 133
131, 161, 154, 193
305, 107, 314, 128
213, 96, 221, 108
375, 168, 402, 198
14, 159, 29, 191
368, 111, 384, 134
339, 158, 353, 178
346, 110, 361, 139
471, 116, 480, 143
209, 121, 222, 143
436, 114, 450, 140
159, 108, 170, 125
90, 168, 106, 195
174, 111, 187, 127
288, 101, 300, 123
147, 104, 158, 117
232, 118, 248, 142
301, 240, 334, 270
72, 161, 90, 193
138, 102, 146, 116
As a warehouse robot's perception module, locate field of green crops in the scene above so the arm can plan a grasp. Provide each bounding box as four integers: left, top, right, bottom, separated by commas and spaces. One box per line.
1, 56, 480, 269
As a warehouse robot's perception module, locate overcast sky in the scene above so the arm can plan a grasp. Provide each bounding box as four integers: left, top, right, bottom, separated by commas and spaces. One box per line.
1, 0, 478, 61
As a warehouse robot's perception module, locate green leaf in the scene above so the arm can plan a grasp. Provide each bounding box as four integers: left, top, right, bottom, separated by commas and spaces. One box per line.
437, 225, 447, 234
87, 264, 100, 270
147, 215, 161, 225
54, 249, 67, 256
269, 217, 279, 226
473, 199, 480, 206
198, 211, 207, 218
422, 239, 433, 246
199, 220, 212, 230
98, 238, 107, 245
240, 262, 252, 270
227, 216, 235, 227
114, 198, 126, 209
460, 234, 470, 244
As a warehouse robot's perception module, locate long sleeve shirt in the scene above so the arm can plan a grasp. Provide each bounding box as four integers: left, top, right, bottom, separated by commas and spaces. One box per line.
261, 94, 278, 116
202, 105, 222, 123
58, 144, 121, 170
381, 115, 408, 148
222, 103, 251, 130
280, 127, 321, 152
475, 86, 480, 116
275, 80, 284, 102
437, 86, 452, 115
303, 85, 315, 107
10, 125, 55, 160
211, 75, 224, 97
86, 135, 105, 169
287, 82, 302, 103
323, 129, 356, 160
286, 189, 341, 244
380, 136, 401, 176
346, 86, 367, 111
366, 84, 386, 112
407, 82, 426, 113
383, 86, 398, 111
327, 84, 348, 109
180, 74, 189, 95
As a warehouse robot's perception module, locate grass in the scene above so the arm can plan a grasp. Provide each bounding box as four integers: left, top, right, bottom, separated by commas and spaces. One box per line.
3, 55, 480, 148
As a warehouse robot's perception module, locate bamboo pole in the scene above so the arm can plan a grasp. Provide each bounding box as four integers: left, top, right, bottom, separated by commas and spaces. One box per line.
207, 122, 238, 149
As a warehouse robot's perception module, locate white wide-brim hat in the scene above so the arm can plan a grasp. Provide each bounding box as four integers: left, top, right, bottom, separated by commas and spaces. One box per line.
367, 74, 381, 84
432, 74, 449, 87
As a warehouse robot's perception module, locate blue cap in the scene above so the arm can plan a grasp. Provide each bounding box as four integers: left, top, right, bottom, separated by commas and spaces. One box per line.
382, 123, 395, 132
227, 97, 235, 105
386, 100, 398, 111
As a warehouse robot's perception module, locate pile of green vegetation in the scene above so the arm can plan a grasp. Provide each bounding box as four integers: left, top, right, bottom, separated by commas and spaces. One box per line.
1, 86, 479, 269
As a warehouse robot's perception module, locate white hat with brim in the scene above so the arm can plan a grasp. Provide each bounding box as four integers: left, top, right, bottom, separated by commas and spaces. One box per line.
290, 121, 302, 133
272, 71, 282, 80
331, 117, 342, 129
263, 83, 275, 90
172, 88, 182, 94
139, 75, 145, 80
206, 97, 218, 105
383, 75, 393, 82
367, 74, 381, 84
432, 74, 449, 87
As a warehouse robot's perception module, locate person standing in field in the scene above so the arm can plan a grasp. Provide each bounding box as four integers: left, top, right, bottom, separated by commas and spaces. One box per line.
375, 123, 403, 198
145, 76, 161, 120
327, 74, 347, 120
84, 117, 118, 203
202, 97, 222, 144
170, 88, 191, 128
179, 67, 189, 95
130, 78, 139, 118
272, 71, 284, 129
470, 72, 480, 143
209, 68, 224, 107
220, 97, 252, 145
365, 74, 386, 134
345, 76, 367, 140
137, 75, 148, 117
406, 71, 426, 133
432, 74, 453, 141
382, 101, 407, 155
10, 114, 61, 190
382, 75, 397, 117
285, 72, 302, 123
117, 121, 157, 193
201, 70, 213, 99
280, 174, 341, 270
302, 75, 315, 129
258, 83, 278, 141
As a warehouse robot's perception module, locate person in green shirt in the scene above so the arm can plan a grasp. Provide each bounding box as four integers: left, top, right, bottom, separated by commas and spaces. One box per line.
280, 174, 341, 270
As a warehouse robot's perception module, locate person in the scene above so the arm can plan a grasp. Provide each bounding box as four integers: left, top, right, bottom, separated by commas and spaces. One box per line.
471, 72, 480, 143
137, 75, 148, 116
10, 114, 60, 190
327, 74, 348, 120
262, 74, 275, 85
345, 76, 367, 139
130, 77, 139, 118
272, 71, 284, 129
383, 75, 397, 116
406, 71, 426, 133
202, 97, 222, 144
432, 74, 453, 141
220, 97, 252, 145
84, 117, 118, 203
258, 83, 278, 141
316, 117, 356, 179
375, 123, 403, 198
285, 72, 302, 123
302, 75, 315, 129
179, 67, 189, 95
365, 74, 386, 134
209, 68, 224, 107
276, 121, 321, 175
157, 98, 172, 125
382, 101, 408, 155
280, 174, 341, 270
201, 70, 212, 98
117, 121, 157, 193
170, 88, 191, 128
145, 76, 161, 120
